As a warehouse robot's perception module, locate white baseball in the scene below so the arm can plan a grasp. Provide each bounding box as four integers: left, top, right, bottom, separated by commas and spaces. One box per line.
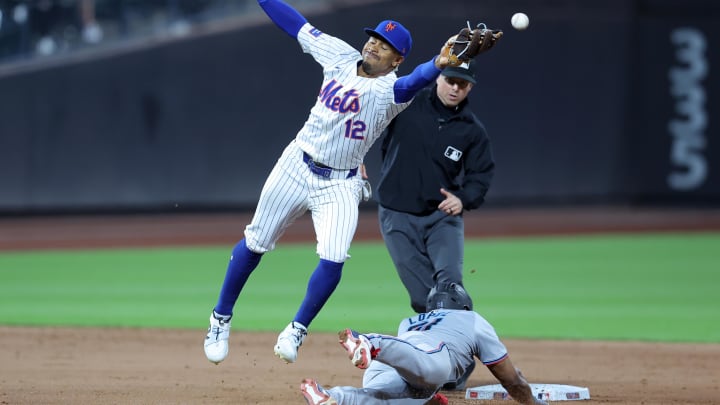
511, 12, 530, 30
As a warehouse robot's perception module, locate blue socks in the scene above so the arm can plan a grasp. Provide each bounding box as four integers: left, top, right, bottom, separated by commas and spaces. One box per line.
213, 241, 344, 329
294, 259, 344, 327
214, 239, 263, 316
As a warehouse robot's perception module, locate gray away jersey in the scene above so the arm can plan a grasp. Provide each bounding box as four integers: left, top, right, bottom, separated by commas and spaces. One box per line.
397, 309, 508, 371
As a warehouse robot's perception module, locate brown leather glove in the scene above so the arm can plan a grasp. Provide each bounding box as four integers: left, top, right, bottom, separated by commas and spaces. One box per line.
443, 23, 503, 67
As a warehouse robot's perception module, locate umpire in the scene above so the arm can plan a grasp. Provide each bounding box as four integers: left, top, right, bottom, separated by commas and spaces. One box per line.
376, 60, 495, 314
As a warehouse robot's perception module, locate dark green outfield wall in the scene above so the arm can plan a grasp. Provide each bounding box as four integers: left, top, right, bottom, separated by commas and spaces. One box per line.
1, 0, 718, 213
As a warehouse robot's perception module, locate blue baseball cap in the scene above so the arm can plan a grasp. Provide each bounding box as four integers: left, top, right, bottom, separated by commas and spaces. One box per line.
364, 20, 412, 57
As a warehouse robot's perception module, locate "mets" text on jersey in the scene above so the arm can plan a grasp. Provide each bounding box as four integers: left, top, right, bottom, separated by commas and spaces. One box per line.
319, 80, 360, 113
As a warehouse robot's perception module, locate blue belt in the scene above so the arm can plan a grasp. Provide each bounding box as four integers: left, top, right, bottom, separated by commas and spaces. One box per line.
302, 152, 358, 179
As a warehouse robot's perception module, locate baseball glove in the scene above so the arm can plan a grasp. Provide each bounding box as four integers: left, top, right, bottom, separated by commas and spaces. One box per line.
442, 22, 503, 67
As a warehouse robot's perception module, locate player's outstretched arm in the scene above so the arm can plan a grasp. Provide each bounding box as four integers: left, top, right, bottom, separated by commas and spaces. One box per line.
258, 0, 308, 38
393, 57, 442, 103
487, 357, 548, 405
393, 34, 466, 103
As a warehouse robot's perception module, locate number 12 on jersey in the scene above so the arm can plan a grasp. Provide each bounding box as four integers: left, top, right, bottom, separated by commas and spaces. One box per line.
344, 119, 366, 140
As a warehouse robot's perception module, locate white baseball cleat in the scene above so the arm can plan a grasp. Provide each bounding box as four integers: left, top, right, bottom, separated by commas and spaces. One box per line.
338, 328, 374, 369
300, 378, 337, 405
204, 311, 231, 364
274, 321, 307, 363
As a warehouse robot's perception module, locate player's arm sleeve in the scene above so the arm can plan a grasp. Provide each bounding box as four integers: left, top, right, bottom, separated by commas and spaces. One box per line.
473, 313, 509, 365
454, 125, 495, 211
397, 318, 411, 335
297, 24, 359, 68
258, 0, 307, 38
393, 56, 442, 103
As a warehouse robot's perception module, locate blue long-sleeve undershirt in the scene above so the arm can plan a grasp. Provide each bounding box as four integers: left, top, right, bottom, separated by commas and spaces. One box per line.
258, 0, 306, 37
394, 57, 441, 103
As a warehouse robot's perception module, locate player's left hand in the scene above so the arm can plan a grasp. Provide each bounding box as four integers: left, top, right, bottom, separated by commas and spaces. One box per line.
438, 188, 463, 216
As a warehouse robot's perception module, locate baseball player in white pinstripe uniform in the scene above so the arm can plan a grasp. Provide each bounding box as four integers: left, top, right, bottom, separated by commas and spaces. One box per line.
204, 0, 457, 365
300, 283, 548, 405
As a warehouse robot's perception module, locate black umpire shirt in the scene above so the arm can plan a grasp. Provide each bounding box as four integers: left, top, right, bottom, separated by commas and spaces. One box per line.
376, 84, 495, 216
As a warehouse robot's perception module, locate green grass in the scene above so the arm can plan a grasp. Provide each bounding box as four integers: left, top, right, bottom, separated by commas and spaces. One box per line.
0, 233, 718, 343
469, 234, 720, 342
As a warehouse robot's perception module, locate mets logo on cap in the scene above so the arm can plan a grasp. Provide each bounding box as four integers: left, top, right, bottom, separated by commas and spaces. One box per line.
364, 20, 412, 57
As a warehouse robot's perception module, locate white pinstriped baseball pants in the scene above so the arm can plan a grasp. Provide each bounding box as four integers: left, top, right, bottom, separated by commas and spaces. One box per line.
244, 140, 364, 262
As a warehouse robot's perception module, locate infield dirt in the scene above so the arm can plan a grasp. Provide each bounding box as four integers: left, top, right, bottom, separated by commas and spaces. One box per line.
1, 207, 719, 404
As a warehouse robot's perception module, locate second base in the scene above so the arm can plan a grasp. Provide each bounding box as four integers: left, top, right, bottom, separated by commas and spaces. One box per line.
466, 383, 590, 401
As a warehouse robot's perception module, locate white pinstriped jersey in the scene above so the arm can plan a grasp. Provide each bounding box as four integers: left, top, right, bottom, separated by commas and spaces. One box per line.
295, 23, 411, 170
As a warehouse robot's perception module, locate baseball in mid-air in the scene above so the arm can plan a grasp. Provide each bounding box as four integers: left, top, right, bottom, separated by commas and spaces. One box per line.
511, 12, 530, 30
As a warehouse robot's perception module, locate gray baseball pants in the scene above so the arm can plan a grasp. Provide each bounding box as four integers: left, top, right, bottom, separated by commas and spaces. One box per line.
378, 205, 464, 313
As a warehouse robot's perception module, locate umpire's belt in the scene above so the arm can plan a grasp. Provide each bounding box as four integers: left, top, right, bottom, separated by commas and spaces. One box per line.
302, 152, 358, 179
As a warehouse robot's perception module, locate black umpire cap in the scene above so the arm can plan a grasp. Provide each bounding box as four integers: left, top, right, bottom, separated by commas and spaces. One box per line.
441, 61, 476, 84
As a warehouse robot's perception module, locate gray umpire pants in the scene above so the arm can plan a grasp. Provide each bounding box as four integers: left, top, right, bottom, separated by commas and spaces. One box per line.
378, 205, 464, 313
